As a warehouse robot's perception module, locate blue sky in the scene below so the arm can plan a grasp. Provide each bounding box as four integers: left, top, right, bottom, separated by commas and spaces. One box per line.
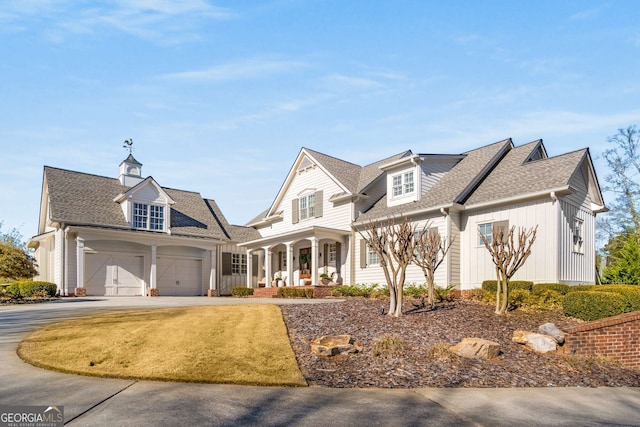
1, 0, 639, 241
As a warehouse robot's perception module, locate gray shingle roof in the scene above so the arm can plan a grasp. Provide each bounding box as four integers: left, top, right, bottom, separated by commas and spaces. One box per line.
204, 198, 261, 242
44, 166, 231, 240
356, 139, 512, 221
465, 142, 587, 206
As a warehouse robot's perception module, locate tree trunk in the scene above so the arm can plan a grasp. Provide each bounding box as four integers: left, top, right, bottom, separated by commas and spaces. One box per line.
494, 267, 501, 314
427, 270, 435, 308
388, 285, 397, 317
498, 275, 509, 315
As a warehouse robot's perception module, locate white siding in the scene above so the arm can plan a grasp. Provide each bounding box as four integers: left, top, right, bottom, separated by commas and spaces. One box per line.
258, 166, 352, 238
420, 160, 459, 196
461, 199, 558, 290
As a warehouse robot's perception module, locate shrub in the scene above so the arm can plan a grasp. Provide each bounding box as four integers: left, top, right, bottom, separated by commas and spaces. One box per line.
15, 281, 57, 298
482, 280, 533, 293
466, 288, 485, 301
277, 287, 314, 298
403, 283, 427, 298
231, 287, 254, 297
331, 284, 379, 298
427, 341, 457, 360
533, 283, 570, 295
590, 285, 640, 312
433, 284, 457, 302
370, 285, 390, 300
527, 289, 565, 308
373, 334, 406, 357
566, 285, 595, 293
563, 291, 627, 321
507, 289, 530, 310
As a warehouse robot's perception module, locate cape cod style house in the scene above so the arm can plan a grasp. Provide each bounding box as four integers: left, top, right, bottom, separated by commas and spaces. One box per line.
240, 138, 606, 291
29, 154, 259, 296
30, 137, 606, 296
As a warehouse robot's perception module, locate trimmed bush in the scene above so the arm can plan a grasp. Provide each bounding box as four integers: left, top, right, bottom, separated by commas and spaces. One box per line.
15, 281, 57, 297
507, 289, 530, 310
482, 280, 533, 293
331, 284, 379, 298
404, 283, 427, 298
533, 283, 570, 295
527, 289, 565, 308
277, 287, 314, 298
433, 284, 456, 302
566, 285, 595, 293
563, 291, 627, 321
231, 287, 254, 297
591, 285, 640, 312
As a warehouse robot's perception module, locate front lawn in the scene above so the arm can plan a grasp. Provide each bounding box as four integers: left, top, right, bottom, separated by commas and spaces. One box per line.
17, 305, 306, 386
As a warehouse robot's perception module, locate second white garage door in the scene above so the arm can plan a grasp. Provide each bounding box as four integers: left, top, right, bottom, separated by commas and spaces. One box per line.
157, 258, 202, 296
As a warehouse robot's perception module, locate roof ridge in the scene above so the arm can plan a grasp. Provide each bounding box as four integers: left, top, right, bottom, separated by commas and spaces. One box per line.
303, 147, 363, 168
44, 165, 119, 182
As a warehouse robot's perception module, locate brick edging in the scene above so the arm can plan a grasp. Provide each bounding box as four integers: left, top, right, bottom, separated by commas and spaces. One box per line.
564, 311, 640, 333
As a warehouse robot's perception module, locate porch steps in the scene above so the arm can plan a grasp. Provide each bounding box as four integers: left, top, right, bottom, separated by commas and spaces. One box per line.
252, 287, 279, 298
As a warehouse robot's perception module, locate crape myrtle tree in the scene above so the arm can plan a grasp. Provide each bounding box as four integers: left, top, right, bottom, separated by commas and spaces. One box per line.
412, 223, 455, 309
480, 224, 538, 315
357, 216, 417, 317
0, 221, 37, 280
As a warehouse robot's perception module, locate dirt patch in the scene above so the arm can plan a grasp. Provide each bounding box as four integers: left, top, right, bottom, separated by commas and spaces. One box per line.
282, 298, 640, 388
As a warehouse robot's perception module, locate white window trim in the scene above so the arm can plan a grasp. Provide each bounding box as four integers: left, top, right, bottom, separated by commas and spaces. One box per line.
573, 217, 584, 254
367, 246, 380, 266
328, 243, 337, 263
299, 193, 315, 221
132, 202, 167, 231
232, 253, 247, 274
478, 220, 508, 246
390, 170, 415, 199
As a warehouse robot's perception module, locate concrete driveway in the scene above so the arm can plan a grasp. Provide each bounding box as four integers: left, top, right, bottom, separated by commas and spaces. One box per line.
1, 297, 639, 426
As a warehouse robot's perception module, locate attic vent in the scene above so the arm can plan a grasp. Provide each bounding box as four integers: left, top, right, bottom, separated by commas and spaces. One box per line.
298, 156, 315, 173
525, 145, 546, 163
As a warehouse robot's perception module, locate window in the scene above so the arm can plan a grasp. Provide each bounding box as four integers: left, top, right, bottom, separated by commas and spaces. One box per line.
328, 243, 337, 263
149, 205, 164, 230
133, 203, 165, 231
391, 171, 415, 198
367, 246, 380, 266
133, 203, 148, 229
232, 253, 247, 274
478, 220, 508, 246
299, 193, 315, 220
573, 217, 584, 254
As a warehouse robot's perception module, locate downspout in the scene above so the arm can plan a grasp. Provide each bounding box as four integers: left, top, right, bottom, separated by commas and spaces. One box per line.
440, 208, 451, 287
60, 223, 65, 296
550, 191, 561, 283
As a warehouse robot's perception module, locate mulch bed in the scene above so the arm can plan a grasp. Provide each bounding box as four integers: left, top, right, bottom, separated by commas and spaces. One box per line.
282, 298, 640, 388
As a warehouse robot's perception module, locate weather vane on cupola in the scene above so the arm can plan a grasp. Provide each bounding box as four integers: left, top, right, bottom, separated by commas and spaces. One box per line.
123, 139, 134, 154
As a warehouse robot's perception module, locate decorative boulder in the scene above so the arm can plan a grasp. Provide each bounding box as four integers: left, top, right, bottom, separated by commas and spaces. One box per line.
538, 322, 565, 345
449, 338, 500, 360
310, 335, 362, 357
512, 330, 557, 353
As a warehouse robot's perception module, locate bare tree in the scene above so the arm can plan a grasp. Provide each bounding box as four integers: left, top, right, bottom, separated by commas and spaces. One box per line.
412, 223, 455, 308
480, 225, 537, 315
358, 216, 417, 317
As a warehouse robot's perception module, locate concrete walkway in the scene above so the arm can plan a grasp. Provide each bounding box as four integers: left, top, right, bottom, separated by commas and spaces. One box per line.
1, 297, 638, 426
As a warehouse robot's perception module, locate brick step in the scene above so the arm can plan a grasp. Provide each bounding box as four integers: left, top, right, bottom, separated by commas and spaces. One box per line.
251, 287, 279, 298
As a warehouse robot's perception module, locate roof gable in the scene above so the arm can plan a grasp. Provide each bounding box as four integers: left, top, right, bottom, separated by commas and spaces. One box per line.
114, 176, 175, 205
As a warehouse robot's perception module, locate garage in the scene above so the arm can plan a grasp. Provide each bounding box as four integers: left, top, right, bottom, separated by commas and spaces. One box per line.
85, 253, 144, 296
157, 257, 203, 296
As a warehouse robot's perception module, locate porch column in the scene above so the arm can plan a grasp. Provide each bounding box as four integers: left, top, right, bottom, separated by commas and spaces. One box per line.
264, 246, 272, 287
246, 249, 253, 288
150, 245, 157, 290
63, 228, 69, 296
209, 247, 217, 291
286, 242, 294, 287
311, 237, 319, 285
76, 237, 85, 289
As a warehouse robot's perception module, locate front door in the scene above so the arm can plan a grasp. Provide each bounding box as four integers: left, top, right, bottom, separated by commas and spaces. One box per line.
299, 247, 311, 279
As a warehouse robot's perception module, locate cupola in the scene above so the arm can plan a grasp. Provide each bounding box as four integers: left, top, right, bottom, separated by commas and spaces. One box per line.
119, 154, 143, 186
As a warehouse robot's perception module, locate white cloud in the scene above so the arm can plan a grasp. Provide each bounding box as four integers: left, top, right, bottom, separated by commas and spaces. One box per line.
569, 5, 607, 21
323, 74, 384, 90
161, 58, 307, 82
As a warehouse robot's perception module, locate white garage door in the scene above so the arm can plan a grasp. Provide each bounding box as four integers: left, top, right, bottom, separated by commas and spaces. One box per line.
157, 258, 202, 296
85, 253, 144, 296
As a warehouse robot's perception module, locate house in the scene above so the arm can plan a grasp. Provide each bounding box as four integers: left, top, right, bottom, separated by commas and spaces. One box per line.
239, 138, 606, 290
29, 154, 260, 296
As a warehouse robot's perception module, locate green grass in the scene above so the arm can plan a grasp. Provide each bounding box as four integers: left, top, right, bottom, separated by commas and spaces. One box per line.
17, 305, 307, 386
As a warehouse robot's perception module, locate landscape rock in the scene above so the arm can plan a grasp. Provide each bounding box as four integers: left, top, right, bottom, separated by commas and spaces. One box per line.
538, 322, 565, 345
310, 335, 362, 357
449, 337, 500, 360
512, 330, 557, 353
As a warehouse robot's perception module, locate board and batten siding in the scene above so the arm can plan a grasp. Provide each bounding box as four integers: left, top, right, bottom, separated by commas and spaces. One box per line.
257, 164, 352, 238
556, 166, 596, 284
448, 211, 462, 287
354, 216, 449, 287
461, 199, 558, 290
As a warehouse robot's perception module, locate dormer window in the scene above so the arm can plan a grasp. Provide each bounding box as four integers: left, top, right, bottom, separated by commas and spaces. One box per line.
133, 202, 165, 231
392, 171, 414, 197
